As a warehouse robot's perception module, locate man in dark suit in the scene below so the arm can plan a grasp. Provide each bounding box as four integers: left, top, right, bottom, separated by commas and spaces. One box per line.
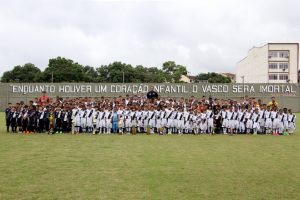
147, 86, 158, 102
5, 103, 12, 132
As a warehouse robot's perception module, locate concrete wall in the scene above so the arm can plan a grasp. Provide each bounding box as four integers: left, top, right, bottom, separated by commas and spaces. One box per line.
236, 44, 268, 83
0, 83, 300, 112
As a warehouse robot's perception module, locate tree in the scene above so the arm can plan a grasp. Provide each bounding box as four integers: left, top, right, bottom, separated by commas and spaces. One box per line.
82, 65, 98, 82
41, 57, 85, 82
162, 61, 187, 83
195, 72, 231, 83
1, 63, 41, 82
1, 58, 188, 83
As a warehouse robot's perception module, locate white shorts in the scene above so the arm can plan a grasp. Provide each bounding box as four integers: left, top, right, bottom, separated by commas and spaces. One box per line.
199, 122, 207, 131
137, 119, 143, 128
184, 121, 192, 130
81, 118, 87, 128
272, 119, 279, 129
125, 119, 132, 127
288, 122, 295, 132
239, 121, 245, 131
86, 118, 93, 127
160, 119, 167, 128
246, 119, 253, 129
176, 119, 185, 129
207, 118, 214, 128
167, 119, 175, 128
75, 118, 81, 127
148, 119, 156, 128
228, 120, 236, 129
265, 118, 272, 129
253, 122, 260, 130
222, 119, 228, 128
259, 118, 265, 128
106, 119, 112, 129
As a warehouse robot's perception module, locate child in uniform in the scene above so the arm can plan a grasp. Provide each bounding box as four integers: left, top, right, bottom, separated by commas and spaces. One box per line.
287, 109, 296, 134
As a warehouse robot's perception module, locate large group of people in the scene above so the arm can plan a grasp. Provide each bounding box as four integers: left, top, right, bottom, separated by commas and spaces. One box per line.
4, 89, 297, 136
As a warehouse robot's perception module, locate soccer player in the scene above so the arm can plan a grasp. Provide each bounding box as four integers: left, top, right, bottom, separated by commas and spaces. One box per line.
105, 106, 113, 134
287, 109, 296, 134
271, 107, 279, 135
73, 105, 82, 134
86, 104, 94, 133
176, 107, 184, 134
251, 108, 261, 135
9, 106, 18, 133
238, 106, 246, 134
148, 106, 156, 134
264, 106, 272, 134
206, 106, 214, 134
221, 106, 229, 134
37, 106, 45, 133
5, 103, 12, 132
245, 107, 253, 134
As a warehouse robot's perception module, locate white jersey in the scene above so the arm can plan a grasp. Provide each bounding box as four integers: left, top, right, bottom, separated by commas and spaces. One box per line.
245, 111, 252, 120
160, 110, 167, 119
183, 111, 190, 121
200, 113, 207, 121
277, 114, 284, 122
226, 111, 233, 120
142, 111, 148, 120
176, 112, 184, 120
123, 110, 131, 120
105, 110, 112, 120
206, 110, 214, 119
264, 110, 271, 119
238, 110, 245, 121
147, 111, 156, 120
221, 110, 227, 119
130, 111, 136, 120
282, 113, 288, 122
136, 111, 143, 120
288, 114, 296, 123
251, 113, 261, 123
165, 109, 173, 119
270, 111, 278, 120
232, 112, 239, 120
170, 111, 177, 120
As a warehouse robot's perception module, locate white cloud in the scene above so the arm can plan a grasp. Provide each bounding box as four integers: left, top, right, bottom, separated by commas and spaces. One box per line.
0, 0, 299, 77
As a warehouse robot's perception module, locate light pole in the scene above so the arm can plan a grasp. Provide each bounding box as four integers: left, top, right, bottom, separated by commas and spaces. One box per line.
122, 71, 125, 83
241, 76, 245, 95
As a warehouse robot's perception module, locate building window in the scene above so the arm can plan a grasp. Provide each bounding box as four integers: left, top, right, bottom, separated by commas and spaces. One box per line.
279, 51, 289, 58
279, 74, 289, 80
268, 51, 289, 59
268, 51, 278, 58
269, 63, 278, 69
279, 62, 288, 70
269, 74, 278, 80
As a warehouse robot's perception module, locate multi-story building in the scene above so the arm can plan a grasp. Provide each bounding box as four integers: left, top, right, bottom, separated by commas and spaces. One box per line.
236, 43, 299, 83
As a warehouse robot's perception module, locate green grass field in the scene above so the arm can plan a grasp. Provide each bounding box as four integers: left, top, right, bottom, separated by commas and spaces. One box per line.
0, 114, 299, 200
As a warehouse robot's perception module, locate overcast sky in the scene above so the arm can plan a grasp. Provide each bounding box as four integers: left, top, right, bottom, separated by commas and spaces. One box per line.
0, 0, 299, 77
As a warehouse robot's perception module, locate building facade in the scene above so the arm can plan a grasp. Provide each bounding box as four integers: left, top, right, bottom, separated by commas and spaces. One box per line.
236, 43, 299, 83
180, 75, 196, 83
221, 73, 236, 83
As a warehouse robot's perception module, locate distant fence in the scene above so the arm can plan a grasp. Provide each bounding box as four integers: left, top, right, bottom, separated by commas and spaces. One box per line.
0, 83, 300, 112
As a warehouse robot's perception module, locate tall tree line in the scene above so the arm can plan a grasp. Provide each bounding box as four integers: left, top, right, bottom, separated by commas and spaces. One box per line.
1, 57, 231, 83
